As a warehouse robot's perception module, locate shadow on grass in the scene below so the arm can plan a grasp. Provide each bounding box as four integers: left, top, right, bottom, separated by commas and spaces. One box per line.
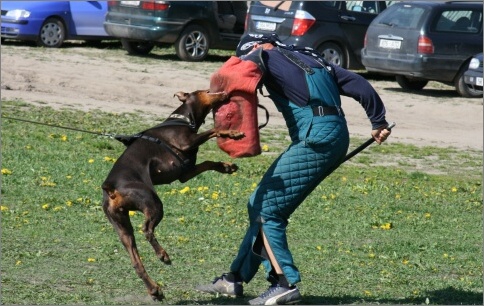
176, 287, 483, 305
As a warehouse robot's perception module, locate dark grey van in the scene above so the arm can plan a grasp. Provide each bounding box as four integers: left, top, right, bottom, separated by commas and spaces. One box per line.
361, 1, 483, 97
244, 1, 391, 69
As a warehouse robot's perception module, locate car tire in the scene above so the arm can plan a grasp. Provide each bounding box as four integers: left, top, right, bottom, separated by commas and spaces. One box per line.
38, 18, 65, 48
454, 65, 482, 98
175, 25, 209, 62
317, 42, 346, 68
121, 39, 155, 55
395, 75, 428, 91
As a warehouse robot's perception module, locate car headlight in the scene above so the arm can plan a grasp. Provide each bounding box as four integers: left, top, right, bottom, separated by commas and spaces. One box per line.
469, 58, 481, 70
6, 9, 31, 19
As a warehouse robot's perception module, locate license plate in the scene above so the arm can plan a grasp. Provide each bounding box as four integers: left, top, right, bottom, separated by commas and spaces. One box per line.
477, 77, 483, 86
379, 39, 401, 49
256, 21, 276, 31
120, 1, 140, 6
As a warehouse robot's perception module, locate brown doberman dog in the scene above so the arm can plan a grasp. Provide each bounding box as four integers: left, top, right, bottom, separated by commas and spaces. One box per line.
102, 90, 243, 301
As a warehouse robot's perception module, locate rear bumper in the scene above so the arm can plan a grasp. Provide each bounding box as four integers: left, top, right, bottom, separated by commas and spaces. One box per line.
361, 49, 458, 82
104, 21, 181, 42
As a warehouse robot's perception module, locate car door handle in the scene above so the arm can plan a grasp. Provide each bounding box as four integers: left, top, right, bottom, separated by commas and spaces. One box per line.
341, 15, 356, 21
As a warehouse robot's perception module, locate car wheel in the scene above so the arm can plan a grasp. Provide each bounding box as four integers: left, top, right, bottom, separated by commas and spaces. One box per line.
175, 25, 209, 62
121, 39, 155, 55
454, 66, 482, 98
38, 18, 65, 48
395, 75, 428, 91
317, 42, 346, 68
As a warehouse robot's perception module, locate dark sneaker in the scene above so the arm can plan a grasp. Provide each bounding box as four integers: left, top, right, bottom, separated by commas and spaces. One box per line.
195, 273, 243, 297
249, 284, 301, 305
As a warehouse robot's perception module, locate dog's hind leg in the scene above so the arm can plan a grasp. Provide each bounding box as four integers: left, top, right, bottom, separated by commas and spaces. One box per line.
102, 191, 165, 301
141, 189, 171, 265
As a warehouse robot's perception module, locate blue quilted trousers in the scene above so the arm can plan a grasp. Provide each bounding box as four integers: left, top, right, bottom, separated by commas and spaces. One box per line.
230, 102, 350, 285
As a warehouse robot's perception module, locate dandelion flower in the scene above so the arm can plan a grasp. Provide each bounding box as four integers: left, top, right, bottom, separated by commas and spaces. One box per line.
1, 168, 12, 175
179, 186, 190, 194
211, 192, 219, 200
380, 223, 392, 230
42, 204, 50, 210
1, 206, 8, 212
129, 211, 136, 217
16, 260, 22, 266
425, 213, 431, 218
87, 258, 96, 262
451, 187, 457, 192
88, 159, 95, 164
262, 144, 269, 152
61, 135, 68, 141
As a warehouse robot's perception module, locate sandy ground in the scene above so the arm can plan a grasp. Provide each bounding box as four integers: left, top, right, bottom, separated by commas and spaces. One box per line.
1, 42, 483, 151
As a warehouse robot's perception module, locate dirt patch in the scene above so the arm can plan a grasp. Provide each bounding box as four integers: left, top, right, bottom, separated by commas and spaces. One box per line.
1, 41, 483, 152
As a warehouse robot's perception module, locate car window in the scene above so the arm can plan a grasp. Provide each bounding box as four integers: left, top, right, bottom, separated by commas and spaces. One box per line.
377, 4, 425, 29
259, 1, 292, 11
346, 1, 380, 14
434, 9, 482, 34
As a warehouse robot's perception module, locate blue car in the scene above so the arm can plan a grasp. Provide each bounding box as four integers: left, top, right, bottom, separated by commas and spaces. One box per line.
1, 1, 110, 47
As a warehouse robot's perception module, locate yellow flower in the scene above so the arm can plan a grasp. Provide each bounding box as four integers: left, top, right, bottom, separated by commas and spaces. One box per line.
262, 144, 269, 152
178, 216, 185, 223
368, 253, 376, 258
53, 206, 63, 212
104, 156, 116, 162
402, 259, 409, 265
395, 194, 401, 199
380, 223, 392, 230
0, 206, 8, 212
61, 135, 68, 141
129, 211, 136, 217
211, 192, 219, 200
16, 260, 22, 266
87, 258, 96, 262
341, 176, 347, 182
451, 187, 458, 192
1, 168, 12, 175
42, 204, 50, 210
425, 213, 431, 218
179, 186, 190, 194
66, 201, 73, 207
316, 245, 322, 251
88, 159, 95, 163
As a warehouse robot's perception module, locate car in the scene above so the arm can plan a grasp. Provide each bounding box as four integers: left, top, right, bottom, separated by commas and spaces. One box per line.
103, 1, 247, 61
361, 1, 483, 98
464, 53, 483, 96
1, 1, 111, 48
243, 1, 393, 70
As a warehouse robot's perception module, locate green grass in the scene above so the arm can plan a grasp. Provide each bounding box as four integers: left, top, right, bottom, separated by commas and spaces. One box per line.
1, 100, 482, 305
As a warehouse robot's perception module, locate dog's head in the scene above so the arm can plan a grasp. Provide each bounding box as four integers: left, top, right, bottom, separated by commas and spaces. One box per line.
174, 90, 228, 122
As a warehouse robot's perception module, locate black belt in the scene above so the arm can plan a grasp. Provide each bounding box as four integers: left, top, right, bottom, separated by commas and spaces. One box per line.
312, 106, 343, 117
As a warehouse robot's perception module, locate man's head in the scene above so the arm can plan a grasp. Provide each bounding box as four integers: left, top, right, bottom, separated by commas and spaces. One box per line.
235, 33, 282, 57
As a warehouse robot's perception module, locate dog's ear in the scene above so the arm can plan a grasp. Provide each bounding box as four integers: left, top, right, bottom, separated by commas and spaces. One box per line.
174, 91, 188, 103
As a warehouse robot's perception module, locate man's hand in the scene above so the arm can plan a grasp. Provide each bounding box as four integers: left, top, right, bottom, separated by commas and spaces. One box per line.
372, 124, 392, 144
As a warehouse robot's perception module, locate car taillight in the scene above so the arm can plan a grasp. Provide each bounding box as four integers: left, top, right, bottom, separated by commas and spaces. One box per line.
418, 35, 434, 54
141, 1, 169, 11
291, 10, 315, 36
107, 1, 118, 7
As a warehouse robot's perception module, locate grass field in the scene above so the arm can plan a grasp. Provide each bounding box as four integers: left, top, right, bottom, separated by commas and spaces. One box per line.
1, 100, 482, 305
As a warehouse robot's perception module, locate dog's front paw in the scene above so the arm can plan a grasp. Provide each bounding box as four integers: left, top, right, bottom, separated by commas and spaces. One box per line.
218, 130, 245, 139
221, 162, 238, 174
227, 130, 245, 140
